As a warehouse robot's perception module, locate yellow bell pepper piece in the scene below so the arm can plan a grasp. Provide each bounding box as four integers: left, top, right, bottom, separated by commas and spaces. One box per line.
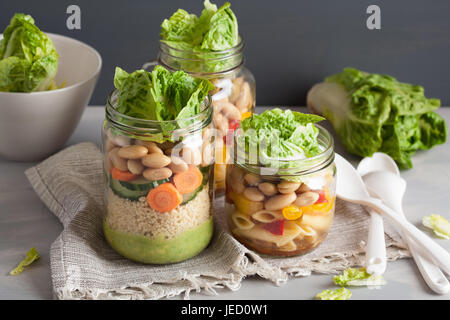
282, 205, 303, 220
241, 111, 252, 121
301, 197, 336, 215
228, 190, 264, 215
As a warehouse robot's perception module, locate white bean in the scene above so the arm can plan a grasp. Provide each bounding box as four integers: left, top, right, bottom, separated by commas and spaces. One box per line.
118, 145, 148, 159
109, 147, 128, 171
221, 102, 241, 121
127, 159, 144, 175
297, 183, 311, 193
243, 187, 265, 202
214, 112, 228, 135
142, 153, 171, 168
143, 168, 172, 181
264, 192, 297, 211
135, 140, 163, 154
244, 173, 262, 186
277, 181, 301, 194
295, 192, 320, 207
258, 182, 278, 196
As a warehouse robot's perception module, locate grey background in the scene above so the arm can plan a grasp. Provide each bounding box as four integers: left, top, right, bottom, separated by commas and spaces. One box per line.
1, 0, 449, 106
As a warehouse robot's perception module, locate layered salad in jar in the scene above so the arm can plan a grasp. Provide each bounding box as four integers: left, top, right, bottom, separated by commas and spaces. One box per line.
103, 65, 216, 264
159, 0, 256, 191
226, 109, 336, 256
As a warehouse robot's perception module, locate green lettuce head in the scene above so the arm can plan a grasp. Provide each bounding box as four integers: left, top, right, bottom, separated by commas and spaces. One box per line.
0, 13, 58, 92
308, 68, 447, 168
160, 1, 240, 73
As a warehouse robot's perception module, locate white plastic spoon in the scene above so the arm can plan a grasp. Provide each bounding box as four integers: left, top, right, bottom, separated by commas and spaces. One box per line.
363, 170, 450, 294
357, 154, 390, 275
334, 153, 450, 276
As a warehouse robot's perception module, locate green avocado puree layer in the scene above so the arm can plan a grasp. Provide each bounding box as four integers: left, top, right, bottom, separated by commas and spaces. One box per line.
103, 217, 213, 264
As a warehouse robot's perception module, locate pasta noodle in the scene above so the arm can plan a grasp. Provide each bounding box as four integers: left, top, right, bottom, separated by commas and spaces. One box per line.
300, 225, 316, 237
233, 221, 303, 247
301, 214, 332, 232
231, 212, 255, 230
295, 224, 318, 243
251, 210, 283, 223
278, 240, 297, 252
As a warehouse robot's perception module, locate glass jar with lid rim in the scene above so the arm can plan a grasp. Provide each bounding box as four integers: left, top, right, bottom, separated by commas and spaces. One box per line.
226, 124, 336, 257
102, 90, 215, 264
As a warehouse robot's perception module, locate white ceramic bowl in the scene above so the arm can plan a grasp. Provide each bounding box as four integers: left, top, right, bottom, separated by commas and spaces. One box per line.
0, 33, 102, 161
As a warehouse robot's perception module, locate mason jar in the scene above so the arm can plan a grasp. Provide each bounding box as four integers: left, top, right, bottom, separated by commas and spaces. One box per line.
144, 39, 256, 193
102, 91, 215, 264
225, 125, 336, 256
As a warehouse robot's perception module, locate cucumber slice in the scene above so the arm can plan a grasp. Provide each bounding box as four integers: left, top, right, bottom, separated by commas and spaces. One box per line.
110, 178, 149, 200
182, 185, 203, 204
110, 177, 169, 201
119, 177, 168, 192
181, 165, 211, 204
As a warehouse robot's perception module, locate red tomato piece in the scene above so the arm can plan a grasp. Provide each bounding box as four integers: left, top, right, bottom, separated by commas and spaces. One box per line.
228, 119, 240, 131
262, 220, 285, 235
315, 190, 328, 204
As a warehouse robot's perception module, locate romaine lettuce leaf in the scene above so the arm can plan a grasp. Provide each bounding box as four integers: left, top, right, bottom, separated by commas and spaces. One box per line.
10, 247, 40, 275
237, 109, 324, 170
308, 68, 447, 168
160, 9, 200, 44
316, 287, 352, 300
0, 13, 58, 92
201, 2, 238, 50
114, 67, 157, 120
159, 1, 240, 73
422, 214, 450, 239
418, 112, 447, 150
113, 65, 213, 139
334, 267, 386, 287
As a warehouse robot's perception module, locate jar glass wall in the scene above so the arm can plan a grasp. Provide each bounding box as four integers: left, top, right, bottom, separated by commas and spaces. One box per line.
102, 91, 215, 264
150, 40, 256, 193
225, 125, 336, 256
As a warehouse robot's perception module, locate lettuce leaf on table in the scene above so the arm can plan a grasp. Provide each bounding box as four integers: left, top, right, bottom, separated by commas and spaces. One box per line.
316, 287, 352, 300
334, 267, 386, 287
307, 68, 447, 168
10, 247, 40, 275
0, 13, 58, 92
422, 214, 450, 239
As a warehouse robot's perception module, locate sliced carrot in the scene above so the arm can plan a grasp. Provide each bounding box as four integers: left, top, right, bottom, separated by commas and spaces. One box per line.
173, 165, 203, 194
111, 168, 139, 182
146, 183, 182, 212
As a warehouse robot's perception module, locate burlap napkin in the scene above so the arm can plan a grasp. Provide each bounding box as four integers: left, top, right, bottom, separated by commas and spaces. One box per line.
25, 142, 409, 300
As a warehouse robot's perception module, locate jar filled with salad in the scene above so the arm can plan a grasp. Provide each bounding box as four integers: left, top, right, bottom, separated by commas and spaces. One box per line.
102, 65, 216, 264
226, 109, 336, 256
147, 0, 256, 193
